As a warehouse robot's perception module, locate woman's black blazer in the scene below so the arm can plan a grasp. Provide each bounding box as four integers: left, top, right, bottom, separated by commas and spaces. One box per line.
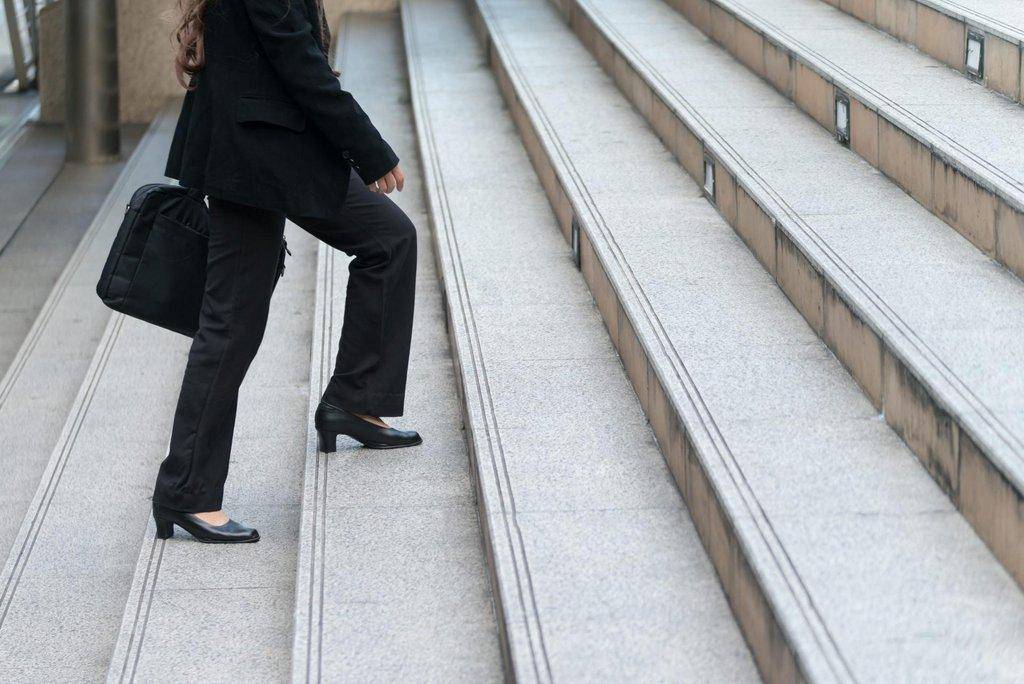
165, 0, 398, 218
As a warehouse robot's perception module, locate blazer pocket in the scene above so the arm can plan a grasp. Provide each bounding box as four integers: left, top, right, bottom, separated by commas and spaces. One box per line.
235, 96, 307, 132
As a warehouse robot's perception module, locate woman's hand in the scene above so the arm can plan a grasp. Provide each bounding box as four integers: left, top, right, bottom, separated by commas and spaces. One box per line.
369, 165, 404, 194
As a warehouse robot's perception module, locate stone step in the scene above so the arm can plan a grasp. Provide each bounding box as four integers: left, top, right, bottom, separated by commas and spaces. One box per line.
820, 0, 1024, 104
658, 0, 1024, 282
0, 92, 38, 170
0, 103, 174, 578
469, 0, 1024, 679
0, 278, 191, 678
105, 225, 318, 683
0, 101, 192, 681
559, 0, 1024, 599
289, 13, 502, 681
0, 125, 144, 376
0, 123, 64, 255
403, 0, 760, 680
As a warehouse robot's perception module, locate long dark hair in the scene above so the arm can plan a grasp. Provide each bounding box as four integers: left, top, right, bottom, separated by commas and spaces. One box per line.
173, 0, 330, 89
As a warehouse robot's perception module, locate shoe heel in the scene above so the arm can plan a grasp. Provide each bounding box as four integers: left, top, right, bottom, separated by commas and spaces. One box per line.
155, 517, 174, 539
317, 430, 338, 453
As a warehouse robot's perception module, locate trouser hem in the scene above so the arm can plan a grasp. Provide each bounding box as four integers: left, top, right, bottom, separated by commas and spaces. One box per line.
319, 393, 405, 418
151, 494, 225, 515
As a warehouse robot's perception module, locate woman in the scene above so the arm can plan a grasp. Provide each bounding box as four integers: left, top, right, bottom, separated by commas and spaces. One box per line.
151, 0, 421, 544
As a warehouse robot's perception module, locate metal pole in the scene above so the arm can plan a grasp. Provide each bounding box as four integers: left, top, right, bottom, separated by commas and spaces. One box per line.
65, 0, 119, 163
4, 0, 31, 89
25, 0, 39, 68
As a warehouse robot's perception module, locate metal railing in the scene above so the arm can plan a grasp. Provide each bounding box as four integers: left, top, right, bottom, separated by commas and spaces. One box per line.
3, 0, 41, 90
2, 0, 59, 90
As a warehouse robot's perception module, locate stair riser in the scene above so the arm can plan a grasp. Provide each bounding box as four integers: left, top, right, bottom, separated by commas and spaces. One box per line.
469, 3, 840, 682
557, 0, 1024, 597
655, 0, 1024, 281
822, 0, 1024, 104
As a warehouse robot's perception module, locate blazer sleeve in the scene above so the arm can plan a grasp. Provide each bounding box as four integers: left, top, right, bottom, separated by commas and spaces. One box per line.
240, 0, 399, 183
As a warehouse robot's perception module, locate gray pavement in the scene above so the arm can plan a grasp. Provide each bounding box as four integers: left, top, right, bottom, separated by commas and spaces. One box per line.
0, 123, 62, 255
0, 91, 38, 166
0, 124, 143, 376
471, 0, 1024, 678
290, 13, 502, 681
405, 0, 760, 679
573, 0, 1024, 587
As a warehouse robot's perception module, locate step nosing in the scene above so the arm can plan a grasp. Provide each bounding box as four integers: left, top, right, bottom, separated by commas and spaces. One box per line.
704, 0, 1024, 204
0, 113, 165, 411
406, 2, 760, 681
577, 0, 1024, 493
475, 0, 1024, 679
290, 13, 502, 683
0, 311, 128, 629
406, 32, 556, 679
0, 100, 40, 173
477, 5, 857, 681
912, 0, 1024, 46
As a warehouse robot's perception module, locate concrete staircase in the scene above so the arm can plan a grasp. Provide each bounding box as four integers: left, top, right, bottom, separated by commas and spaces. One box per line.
466, 0, 1024, 678
659, 0, 1024, 281
823, 0, 1024, 105
552, 0, 1024, 592
1, 1, 1023, 682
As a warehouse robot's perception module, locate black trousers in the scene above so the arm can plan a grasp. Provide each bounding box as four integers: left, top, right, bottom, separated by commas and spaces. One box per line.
153, 171, 417, 512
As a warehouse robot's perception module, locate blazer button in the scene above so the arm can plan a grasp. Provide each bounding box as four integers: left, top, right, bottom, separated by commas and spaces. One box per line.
342, 151, 351, 160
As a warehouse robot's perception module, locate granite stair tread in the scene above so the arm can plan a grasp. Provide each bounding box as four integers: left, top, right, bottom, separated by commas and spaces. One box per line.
468, 0, 1024, 678
288, 13, 503, 682
567, 0, 1024, 593
403, 0, 762, 679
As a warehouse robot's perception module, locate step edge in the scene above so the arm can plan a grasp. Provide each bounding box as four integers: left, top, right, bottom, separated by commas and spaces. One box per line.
105, 521, 164, 684
289, 241, 333, 684
0, 102, 179, 635
573, 0, 1024, 509
289, 22, 352, 681
696, 0, 1024, 208
0, 100, 172, 413
402, 4, 551, 682
661, 0, 1024, 280
0, 313, 127, 627
0, 99, 40, 173
826, 0, 1024, 109
836, 0, 1024, 57
567, 0, 1024, 592
472, 2, 863, 682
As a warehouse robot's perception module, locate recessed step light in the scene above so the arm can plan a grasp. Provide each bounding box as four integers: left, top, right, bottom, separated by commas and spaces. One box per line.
571, 215, 581, 268
703, 154, 715, 201
965, 29, 984, 80
835, 91, 850, 147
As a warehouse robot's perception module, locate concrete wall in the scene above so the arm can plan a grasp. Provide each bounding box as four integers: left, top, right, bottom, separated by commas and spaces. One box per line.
39, 0, 396, 124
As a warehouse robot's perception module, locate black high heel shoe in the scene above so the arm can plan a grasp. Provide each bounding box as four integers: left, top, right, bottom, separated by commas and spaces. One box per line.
315, 401, 422, 452
153, 504, 260, 544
